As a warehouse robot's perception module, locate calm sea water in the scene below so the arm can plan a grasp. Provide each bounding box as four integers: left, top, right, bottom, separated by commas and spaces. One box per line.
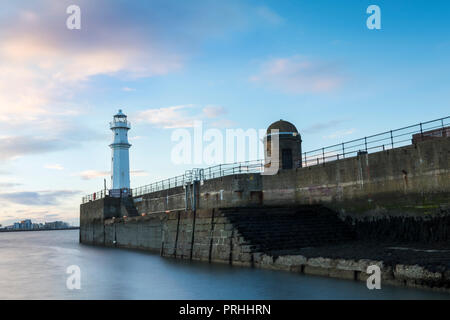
0, 230, 449, 300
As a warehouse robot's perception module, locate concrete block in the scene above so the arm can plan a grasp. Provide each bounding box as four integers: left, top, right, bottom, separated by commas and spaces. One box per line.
304, 266, 329, 277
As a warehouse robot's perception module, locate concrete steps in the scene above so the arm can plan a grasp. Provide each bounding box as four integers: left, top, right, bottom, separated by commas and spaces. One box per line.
121, 197, 139, 217
220, 205, 355, 254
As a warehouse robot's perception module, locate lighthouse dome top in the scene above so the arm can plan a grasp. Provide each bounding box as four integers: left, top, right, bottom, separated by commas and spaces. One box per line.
114, 109, 127, 118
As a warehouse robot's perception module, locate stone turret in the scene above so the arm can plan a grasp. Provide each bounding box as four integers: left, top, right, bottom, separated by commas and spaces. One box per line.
265, 119, 302, 170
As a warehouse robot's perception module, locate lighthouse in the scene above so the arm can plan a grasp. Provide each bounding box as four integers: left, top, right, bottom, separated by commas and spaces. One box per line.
110, 109, 131, 193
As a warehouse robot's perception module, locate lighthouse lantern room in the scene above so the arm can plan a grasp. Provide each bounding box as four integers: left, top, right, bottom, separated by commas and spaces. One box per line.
110, 109, 131, 195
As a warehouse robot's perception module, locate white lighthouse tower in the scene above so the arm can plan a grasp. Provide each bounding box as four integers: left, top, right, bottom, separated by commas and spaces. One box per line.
110, 109, 131, 194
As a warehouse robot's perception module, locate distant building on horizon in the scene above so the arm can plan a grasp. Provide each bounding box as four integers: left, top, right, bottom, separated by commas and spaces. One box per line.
12, 219, 32, 230
44, 221, 70, 230
4, 219, 71, 231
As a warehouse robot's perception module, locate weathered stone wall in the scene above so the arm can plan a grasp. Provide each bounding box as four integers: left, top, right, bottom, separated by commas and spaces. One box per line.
350, 215, 450, 242
262, 137, 450, 219
79, 197, 120, 245
132, 173, 263, 215
86, 208, 253, 266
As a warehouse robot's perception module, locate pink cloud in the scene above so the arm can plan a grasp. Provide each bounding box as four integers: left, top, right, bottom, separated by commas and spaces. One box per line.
0, 1, 184, 127
250, 56, 345, 94
136, 105, 228, 128
202, 105, 227, 118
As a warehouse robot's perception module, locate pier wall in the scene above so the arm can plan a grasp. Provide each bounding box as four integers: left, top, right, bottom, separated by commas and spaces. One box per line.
89, 208, 252, 265
130, 137, 449, 219
81, 137, 450, 246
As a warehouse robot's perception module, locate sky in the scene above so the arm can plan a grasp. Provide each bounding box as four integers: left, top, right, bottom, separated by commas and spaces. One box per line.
0, 0, 449, 226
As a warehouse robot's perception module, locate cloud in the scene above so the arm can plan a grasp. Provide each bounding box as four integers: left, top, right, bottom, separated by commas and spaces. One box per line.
0, 0, 189, 144
250, 56, 345, 94
44, 164, 64, 170
136, 105, 196, 128
202, 105, 227, 118
43, 213, 59, 219
303, 119, 348, 134
77, 170, 109, 180
256, 6, 284, 25
77, 170, 148, 180
136, 105, 227, 128
0, 190, 80, 206
0, 182, 22, 188
0, 206, 79, 226
0, 116, 107, 162
122, 87, 136, 92
323, 129, 356, 140
131, 170, 149, 177
210, 119, 237, 128
0, 19, 183, 125
0, 136, 71, 161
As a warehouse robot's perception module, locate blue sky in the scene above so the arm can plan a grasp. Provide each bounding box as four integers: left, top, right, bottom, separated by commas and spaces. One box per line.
0, 0, 449, 226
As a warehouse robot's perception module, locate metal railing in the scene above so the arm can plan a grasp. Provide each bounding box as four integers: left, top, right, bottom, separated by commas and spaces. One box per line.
132, 159, 265, 197
302, 116, 449, 166
82, 189, 108, 204
82, 116, 449, 203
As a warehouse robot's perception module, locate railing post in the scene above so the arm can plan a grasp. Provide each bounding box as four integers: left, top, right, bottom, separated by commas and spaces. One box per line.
322, 148, 325, 164
364, 137, 367, 152
390, 130, 394, 149
420, 122, 423, 138
304, 152, 307, 167
342, 143, 345, 159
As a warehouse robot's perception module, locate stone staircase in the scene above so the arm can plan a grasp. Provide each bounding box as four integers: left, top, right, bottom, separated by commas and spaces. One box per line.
219, 205, 355, 254
121, 197, 139, 217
